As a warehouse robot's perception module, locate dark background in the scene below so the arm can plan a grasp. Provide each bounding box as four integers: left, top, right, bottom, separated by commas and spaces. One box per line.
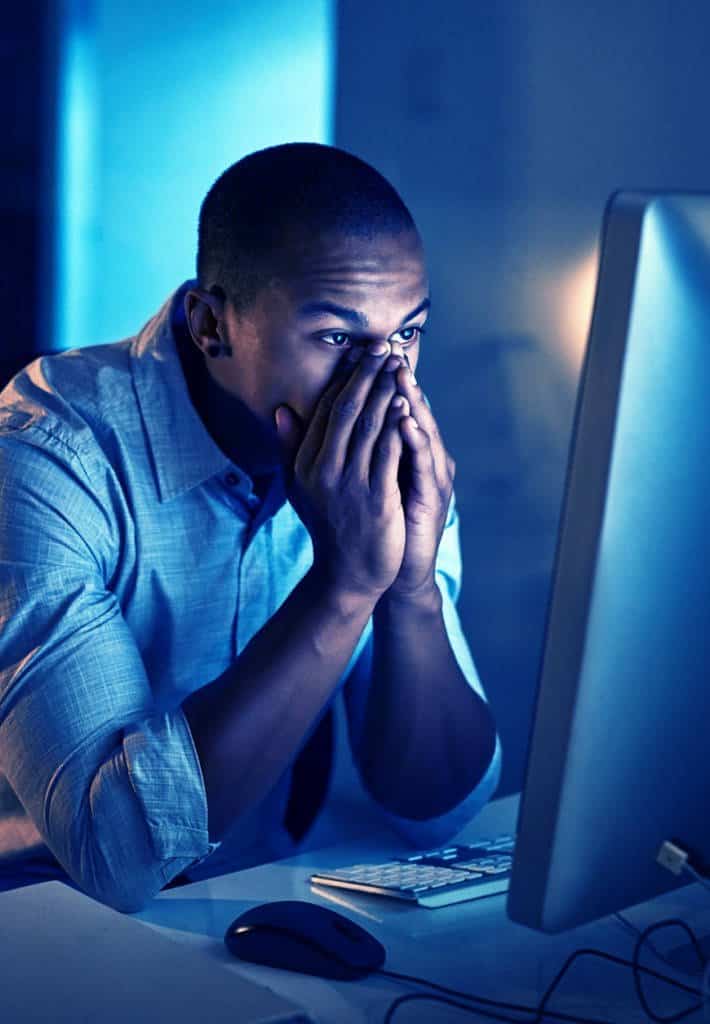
4, 0, 710, 802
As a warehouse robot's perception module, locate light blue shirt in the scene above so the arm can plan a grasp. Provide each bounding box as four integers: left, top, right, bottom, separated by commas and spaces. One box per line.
0, 282, 501, 912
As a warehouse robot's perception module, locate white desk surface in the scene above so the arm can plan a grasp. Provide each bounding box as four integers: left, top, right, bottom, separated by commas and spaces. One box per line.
125, 794, 710, 1023
0, 879, 308, 1024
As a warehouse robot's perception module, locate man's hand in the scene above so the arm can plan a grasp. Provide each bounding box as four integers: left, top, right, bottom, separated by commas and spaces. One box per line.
386, 363, 456, 601
274, 341, 408, 603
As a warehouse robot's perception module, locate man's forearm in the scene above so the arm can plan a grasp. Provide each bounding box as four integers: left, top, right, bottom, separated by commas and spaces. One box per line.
355, 583, 497, 821
182, 567, 375, 843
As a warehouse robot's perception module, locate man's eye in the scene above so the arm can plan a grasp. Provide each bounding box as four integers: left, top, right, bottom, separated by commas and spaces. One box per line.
391, 325, 425, 345
319, 331, 351, 348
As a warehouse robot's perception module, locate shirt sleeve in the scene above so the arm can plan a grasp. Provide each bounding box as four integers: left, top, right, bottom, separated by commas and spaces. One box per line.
344, 486, 502, 849
0, 421, 220, 912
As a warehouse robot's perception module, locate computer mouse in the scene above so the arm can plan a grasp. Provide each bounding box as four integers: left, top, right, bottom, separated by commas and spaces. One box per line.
224, 899, 386, 980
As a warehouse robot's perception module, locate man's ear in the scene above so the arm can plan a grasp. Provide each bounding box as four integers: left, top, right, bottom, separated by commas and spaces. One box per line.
184, 286, 226, 354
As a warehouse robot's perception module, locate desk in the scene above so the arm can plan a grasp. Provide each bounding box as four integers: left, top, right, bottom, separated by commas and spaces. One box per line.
127, 795, 709, 1023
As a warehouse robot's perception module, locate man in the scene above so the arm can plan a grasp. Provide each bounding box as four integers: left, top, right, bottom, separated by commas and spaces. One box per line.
0, 143, 500, 913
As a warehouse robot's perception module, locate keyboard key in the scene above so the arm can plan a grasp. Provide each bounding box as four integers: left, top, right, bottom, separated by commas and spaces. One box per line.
310, 831, 516, 908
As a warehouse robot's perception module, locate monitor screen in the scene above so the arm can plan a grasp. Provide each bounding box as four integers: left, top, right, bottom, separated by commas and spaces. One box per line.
507, 192, 710, 932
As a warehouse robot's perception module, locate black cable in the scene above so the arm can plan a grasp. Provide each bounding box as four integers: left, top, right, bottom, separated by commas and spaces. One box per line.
533, 946, 703, 1024
631, 919, 707, 1023
380, 942, 705, 1023
383, 992, 522, 1024
614, 913, 677, 970
378, 968, 612, 1024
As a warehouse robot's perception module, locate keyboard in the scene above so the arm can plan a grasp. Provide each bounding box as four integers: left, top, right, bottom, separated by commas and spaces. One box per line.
310, 832, 515, 908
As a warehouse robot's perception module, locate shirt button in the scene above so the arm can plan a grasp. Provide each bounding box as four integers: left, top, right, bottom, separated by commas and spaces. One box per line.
225, 472, 240, 487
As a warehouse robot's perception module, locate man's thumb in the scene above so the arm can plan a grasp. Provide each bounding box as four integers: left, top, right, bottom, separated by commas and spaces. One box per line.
274, 405, 302, 458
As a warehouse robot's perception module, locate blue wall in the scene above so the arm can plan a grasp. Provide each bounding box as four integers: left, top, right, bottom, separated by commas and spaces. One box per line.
335, 0, 710, 794
53, 0, 334, 351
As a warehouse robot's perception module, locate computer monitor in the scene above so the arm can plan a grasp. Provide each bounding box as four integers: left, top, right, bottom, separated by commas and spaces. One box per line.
507, 191, 710, 933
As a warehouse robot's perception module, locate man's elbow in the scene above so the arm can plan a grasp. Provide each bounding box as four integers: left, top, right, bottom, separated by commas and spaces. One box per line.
382, 732, 503, 850
68, 840, 168, 914
53, 806, 185, 915
90, 882, 154, 915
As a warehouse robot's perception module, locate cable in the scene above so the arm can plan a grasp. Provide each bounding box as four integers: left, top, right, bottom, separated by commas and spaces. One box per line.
378, 968, 612, 1024
634, 918, 707, 974
703, 956, 710, 1021
614, 912, 678, 970
616, 912, 707, 977
378, 893, 708, 1022
383, 992, 523, 1024
533, 946, 703, 1024
380, 943, 704, 1024
379, 942, 700, 1024
631, 919, 707, 1023
378, 946, 705, 1023
685, 863, 710, 898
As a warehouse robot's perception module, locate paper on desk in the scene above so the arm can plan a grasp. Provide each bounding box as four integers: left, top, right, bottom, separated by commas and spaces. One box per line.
0, 881, 311, 1024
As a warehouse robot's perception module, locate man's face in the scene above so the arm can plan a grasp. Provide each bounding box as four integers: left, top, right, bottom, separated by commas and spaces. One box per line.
211, 228, 430, 429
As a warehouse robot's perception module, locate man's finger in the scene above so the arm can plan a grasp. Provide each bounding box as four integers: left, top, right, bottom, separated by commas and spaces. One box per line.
274, 405, 306, 491
295, 348, 363, 473
398, 415, 440, 508
317, 342, 395, 479
370, 395, 407, 498
395, 366, 452, 491
346, 356, 403, 483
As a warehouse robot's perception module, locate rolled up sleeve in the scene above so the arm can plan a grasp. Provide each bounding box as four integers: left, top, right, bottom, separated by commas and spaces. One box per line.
345, 488, 502, 849
0, 426, 219, 912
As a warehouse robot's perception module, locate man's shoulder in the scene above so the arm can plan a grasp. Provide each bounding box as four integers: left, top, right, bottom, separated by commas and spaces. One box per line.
0, 338, 137, 461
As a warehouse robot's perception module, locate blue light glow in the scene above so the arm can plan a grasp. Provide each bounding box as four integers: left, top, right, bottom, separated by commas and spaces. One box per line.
52, 0, 98, 352
53, 0, 334, 350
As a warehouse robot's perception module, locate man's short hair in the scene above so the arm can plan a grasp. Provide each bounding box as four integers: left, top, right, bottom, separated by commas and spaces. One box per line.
196, 142, 416, 314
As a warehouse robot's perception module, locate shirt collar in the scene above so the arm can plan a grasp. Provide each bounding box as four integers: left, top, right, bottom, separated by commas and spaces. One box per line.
130, 281, 232, 503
